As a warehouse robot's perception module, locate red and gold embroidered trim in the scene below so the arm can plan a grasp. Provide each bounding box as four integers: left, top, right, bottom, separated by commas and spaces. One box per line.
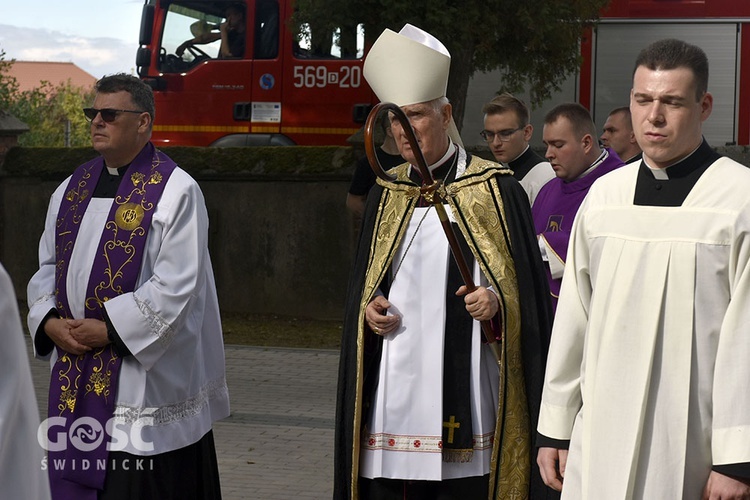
362, 430, 494, 453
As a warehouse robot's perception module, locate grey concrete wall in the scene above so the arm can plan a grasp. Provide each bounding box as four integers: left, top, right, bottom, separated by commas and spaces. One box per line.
201, 178, 358, 318
5, 144, 750, 321
1, 148, 361, 321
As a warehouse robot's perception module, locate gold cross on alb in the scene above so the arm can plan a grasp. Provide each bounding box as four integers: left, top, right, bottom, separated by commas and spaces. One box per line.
443, 415, 461, 444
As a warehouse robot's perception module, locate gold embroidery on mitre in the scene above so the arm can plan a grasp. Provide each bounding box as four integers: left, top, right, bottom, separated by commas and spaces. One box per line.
115, 202, 145, 231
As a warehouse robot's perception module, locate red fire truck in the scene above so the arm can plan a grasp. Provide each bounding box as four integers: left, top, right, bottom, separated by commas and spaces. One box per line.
464, 0, 750, 148
135, 0, 375, 146
586, 0, 750, 146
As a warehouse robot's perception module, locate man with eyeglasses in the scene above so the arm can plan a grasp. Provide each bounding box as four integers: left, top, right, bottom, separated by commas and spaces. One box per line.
481, 94, 555, 205
27, 73, 229, 499
531, 103, 624, 314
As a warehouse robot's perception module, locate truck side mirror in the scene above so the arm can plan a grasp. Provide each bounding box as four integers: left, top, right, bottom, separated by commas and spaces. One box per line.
136, 47, 152, 74
139, 4, 155, 46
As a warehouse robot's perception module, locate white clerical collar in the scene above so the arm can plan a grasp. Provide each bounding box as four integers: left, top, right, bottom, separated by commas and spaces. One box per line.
409, 140, 455, 174
428, 140, 456, 171
576, 149, 608, 180
642, 143, 702, 180
106, 166, 121, 176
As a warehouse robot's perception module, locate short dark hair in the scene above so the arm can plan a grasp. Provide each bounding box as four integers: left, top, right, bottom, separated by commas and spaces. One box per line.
95, 73, 155, 123
633, 39, 708, 101
544, 103, 596, 139
609, 106, 631, 119
482, 93, 530, 126
608, 106, 633, 130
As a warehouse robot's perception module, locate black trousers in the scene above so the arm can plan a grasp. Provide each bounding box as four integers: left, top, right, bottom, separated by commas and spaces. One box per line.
361, 475, 490, 500
98, 430, 222, 500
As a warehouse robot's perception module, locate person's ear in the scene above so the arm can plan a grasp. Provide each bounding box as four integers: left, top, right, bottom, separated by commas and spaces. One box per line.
523, 124, 533, 142
138, 112, 152, 133
581, 133, 594, 153
700, 92, 713, 122
442, 102, 453, 129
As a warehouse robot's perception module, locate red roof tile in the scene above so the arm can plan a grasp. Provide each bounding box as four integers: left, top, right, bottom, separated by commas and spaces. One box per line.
7, 61, 97, 93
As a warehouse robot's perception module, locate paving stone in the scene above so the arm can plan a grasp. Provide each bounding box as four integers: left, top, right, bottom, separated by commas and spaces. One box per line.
26, 339, 339, 499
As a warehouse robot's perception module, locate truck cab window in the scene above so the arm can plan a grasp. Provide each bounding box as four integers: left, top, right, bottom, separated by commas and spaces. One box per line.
255, 0, 279, 59
160, 3, 223, 72
160, 2, 252, 73
294, 22, 364, 60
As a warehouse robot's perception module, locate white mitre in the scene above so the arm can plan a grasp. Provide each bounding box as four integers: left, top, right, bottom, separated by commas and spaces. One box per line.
364, 24, 463, 146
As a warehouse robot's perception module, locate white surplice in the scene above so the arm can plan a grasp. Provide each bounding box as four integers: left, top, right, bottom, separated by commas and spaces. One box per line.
27, 167, 230, 456
518, 160, 556, 207
359, 205, 500, 481
0, 264, 51, 499
538, 158, 750, 498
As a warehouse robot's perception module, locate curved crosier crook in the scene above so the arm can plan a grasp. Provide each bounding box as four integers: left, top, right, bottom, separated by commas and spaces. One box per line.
365, 102, 430, 184
365, 102, 447, 203
362, 102, 503, 363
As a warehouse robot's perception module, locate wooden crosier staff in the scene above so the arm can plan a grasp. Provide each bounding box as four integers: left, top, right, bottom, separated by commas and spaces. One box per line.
363, 102, 503, 363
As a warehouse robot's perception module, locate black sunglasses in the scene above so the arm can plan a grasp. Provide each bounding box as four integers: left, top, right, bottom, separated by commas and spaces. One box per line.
82, 108, 146, 122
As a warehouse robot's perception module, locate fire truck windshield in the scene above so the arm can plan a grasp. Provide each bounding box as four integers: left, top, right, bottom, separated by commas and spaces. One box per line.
158, 1, 280, 72
161, 3, 225, 71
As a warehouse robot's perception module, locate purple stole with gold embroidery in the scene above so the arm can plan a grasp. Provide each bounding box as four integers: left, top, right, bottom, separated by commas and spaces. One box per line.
48, 143, 176, 499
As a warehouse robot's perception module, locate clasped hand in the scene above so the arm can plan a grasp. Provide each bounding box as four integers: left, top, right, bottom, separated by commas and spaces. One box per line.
365, 286, 498, 336
44, 317, 110, 356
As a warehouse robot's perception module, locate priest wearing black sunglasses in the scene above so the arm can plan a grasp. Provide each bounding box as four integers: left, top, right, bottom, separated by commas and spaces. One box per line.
27, 73, 229, 500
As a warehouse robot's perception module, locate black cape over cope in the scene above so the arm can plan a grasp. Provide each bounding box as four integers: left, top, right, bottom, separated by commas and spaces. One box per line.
334, 154, 557, 499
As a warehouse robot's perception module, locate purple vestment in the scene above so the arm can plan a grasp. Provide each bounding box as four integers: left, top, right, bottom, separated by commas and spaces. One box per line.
48, 143, 176, 500
531, 149, 624, 313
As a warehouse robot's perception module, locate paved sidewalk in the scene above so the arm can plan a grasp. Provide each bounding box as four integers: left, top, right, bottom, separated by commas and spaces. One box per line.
27, 340, 340, 500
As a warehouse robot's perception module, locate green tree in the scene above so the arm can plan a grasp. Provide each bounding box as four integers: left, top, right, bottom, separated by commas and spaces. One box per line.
0, 49, 19, 111
294, 0, 610, 130
9, 81, 95, 147
0, 48, 95, 147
